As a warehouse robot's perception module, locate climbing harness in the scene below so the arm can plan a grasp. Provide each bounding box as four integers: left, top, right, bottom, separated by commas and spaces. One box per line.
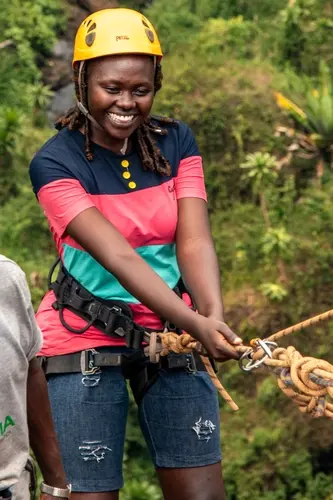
43, 260, 209, 404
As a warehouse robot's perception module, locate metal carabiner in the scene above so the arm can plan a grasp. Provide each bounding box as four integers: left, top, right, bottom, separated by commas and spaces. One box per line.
239, 340, 277, 372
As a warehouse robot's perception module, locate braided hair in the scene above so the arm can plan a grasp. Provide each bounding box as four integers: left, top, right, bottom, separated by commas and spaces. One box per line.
56, 60, 175, 175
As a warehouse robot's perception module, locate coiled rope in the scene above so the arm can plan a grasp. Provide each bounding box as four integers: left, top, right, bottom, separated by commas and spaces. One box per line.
144, 309, 333, 418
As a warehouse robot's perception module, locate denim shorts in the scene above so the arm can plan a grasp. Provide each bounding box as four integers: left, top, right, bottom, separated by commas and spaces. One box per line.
48, 348, 222, 492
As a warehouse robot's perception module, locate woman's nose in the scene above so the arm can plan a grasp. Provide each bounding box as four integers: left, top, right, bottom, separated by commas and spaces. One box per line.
116, 92, 136, 110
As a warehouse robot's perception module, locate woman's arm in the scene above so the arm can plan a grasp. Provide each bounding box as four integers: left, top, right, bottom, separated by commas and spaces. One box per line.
176, 197, 224, 320
67, 207, 202, 337
27, 359, 68, 490
66, 207, 242, 359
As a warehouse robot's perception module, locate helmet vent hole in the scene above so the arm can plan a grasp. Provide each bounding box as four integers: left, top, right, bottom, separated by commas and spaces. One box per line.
142, 18, 150, 28
85, 32, 96, 47
87, 22, 96, 33
145, 29, 155, 43
86, 19, 92, 27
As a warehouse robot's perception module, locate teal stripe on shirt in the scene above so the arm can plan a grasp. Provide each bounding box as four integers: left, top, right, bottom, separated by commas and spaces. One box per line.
62, 243, 181, 303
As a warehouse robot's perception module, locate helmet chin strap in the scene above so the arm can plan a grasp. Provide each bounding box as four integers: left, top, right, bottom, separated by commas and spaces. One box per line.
77, 61, 128, 155
119, 137, 128, 155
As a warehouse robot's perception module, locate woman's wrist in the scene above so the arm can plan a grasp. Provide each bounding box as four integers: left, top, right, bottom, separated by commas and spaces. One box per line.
185, 312, 208, 342
200, 305, 224, 322
40, 470, 68, 490
40, 482, 71, 498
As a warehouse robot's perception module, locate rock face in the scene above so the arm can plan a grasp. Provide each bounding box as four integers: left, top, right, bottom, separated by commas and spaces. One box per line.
46, 0, 119, 122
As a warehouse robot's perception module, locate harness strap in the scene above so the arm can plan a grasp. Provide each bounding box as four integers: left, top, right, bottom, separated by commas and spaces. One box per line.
40, 349, 123, 376
40, 349, 206, 377
49, 264, 145, 349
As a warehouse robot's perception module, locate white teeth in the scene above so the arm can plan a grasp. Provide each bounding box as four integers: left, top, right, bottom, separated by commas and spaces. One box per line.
108, 113, 135, 124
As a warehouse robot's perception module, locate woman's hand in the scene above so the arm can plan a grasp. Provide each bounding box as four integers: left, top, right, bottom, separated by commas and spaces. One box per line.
194, 315, 243, 362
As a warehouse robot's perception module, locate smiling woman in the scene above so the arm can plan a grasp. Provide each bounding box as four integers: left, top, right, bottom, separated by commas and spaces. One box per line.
28, 7, 242, 500
86, 55, 155, 144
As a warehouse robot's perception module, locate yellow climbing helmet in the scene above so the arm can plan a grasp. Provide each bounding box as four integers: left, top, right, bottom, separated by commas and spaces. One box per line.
73, 8, 163, 66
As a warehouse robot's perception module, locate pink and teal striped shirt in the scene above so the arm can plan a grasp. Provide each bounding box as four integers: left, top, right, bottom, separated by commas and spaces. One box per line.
29, 121, 207, 356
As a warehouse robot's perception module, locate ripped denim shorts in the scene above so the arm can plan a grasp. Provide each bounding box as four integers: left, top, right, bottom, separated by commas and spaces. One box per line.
47, 347, 222, 492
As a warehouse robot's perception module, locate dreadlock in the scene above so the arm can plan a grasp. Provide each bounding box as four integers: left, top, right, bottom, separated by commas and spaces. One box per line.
55, 60, 175, 175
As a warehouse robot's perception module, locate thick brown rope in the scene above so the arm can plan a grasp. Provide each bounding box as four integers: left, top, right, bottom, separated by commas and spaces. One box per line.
144, 308, 333, 417
264, 346, 333, 418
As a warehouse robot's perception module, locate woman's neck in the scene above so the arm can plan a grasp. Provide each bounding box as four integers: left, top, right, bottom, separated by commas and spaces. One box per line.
79, 125, 130, 155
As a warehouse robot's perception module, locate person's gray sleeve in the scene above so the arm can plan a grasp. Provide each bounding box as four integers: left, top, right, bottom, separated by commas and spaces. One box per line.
25, 292, 43, 361
0, 260, 42, 360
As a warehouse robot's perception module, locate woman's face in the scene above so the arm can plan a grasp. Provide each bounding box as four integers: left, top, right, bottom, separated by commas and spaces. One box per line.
86, 54, 155, 145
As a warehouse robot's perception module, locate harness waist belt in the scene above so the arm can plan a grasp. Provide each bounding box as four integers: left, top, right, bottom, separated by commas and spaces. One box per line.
40, 349, 206, 377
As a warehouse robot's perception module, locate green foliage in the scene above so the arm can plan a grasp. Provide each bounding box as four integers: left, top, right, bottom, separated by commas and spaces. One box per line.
277, 0, 333, 75
143, 0, 202, 54
240, 152, 279, 195
210, 0, 286, 20
194, 17, 260, 60
279, 2, 306, 71
0, 108, 22, 205
277, 63, 333, 144
259, 282, 288, 302
261, 227, 294, 261
0, 0, 66, 76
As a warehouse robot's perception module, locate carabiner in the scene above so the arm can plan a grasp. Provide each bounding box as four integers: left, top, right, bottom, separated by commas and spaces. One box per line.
239, 340, 277, 372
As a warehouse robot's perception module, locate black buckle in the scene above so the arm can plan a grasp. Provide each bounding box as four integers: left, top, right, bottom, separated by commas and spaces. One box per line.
80, 349, 100, 375
87, 302, 101, 317
185, 353, 197, 373
124, 325, 144, 349
164, 353, 197, 372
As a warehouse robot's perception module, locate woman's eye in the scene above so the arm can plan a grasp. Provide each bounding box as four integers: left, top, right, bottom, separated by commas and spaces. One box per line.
106, 87, 120, 94
134, 88, 150, 96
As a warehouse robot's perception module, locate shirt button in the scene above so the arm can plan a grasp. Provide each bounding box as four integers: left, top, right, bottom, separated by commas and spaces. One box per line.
122, 172, 131, 179
128, 182, 136, 189
121, 160, 129, 168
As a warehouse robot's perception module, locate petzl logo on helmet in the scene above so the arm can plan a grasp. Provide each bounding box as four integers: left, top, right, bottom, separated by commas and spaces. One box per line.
116, 35, 129, 41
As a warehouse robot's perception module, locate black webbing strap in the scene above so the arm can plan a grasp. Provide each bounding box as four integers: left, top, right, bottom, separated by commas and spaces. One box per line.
49, 264, 144, 349
40, 349, 207, 377
41, 350, 123, 376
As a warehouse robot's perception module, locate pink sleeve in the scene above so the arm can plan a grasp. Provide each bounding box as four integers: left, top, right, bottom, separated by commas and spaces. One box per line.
174, 156, 207, 202
37, 178, 95, 236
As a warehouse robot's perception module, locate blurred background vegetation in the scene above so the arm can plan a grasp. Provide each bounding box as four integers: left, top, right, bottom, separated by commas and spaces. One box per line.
1, 0, 333, 498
